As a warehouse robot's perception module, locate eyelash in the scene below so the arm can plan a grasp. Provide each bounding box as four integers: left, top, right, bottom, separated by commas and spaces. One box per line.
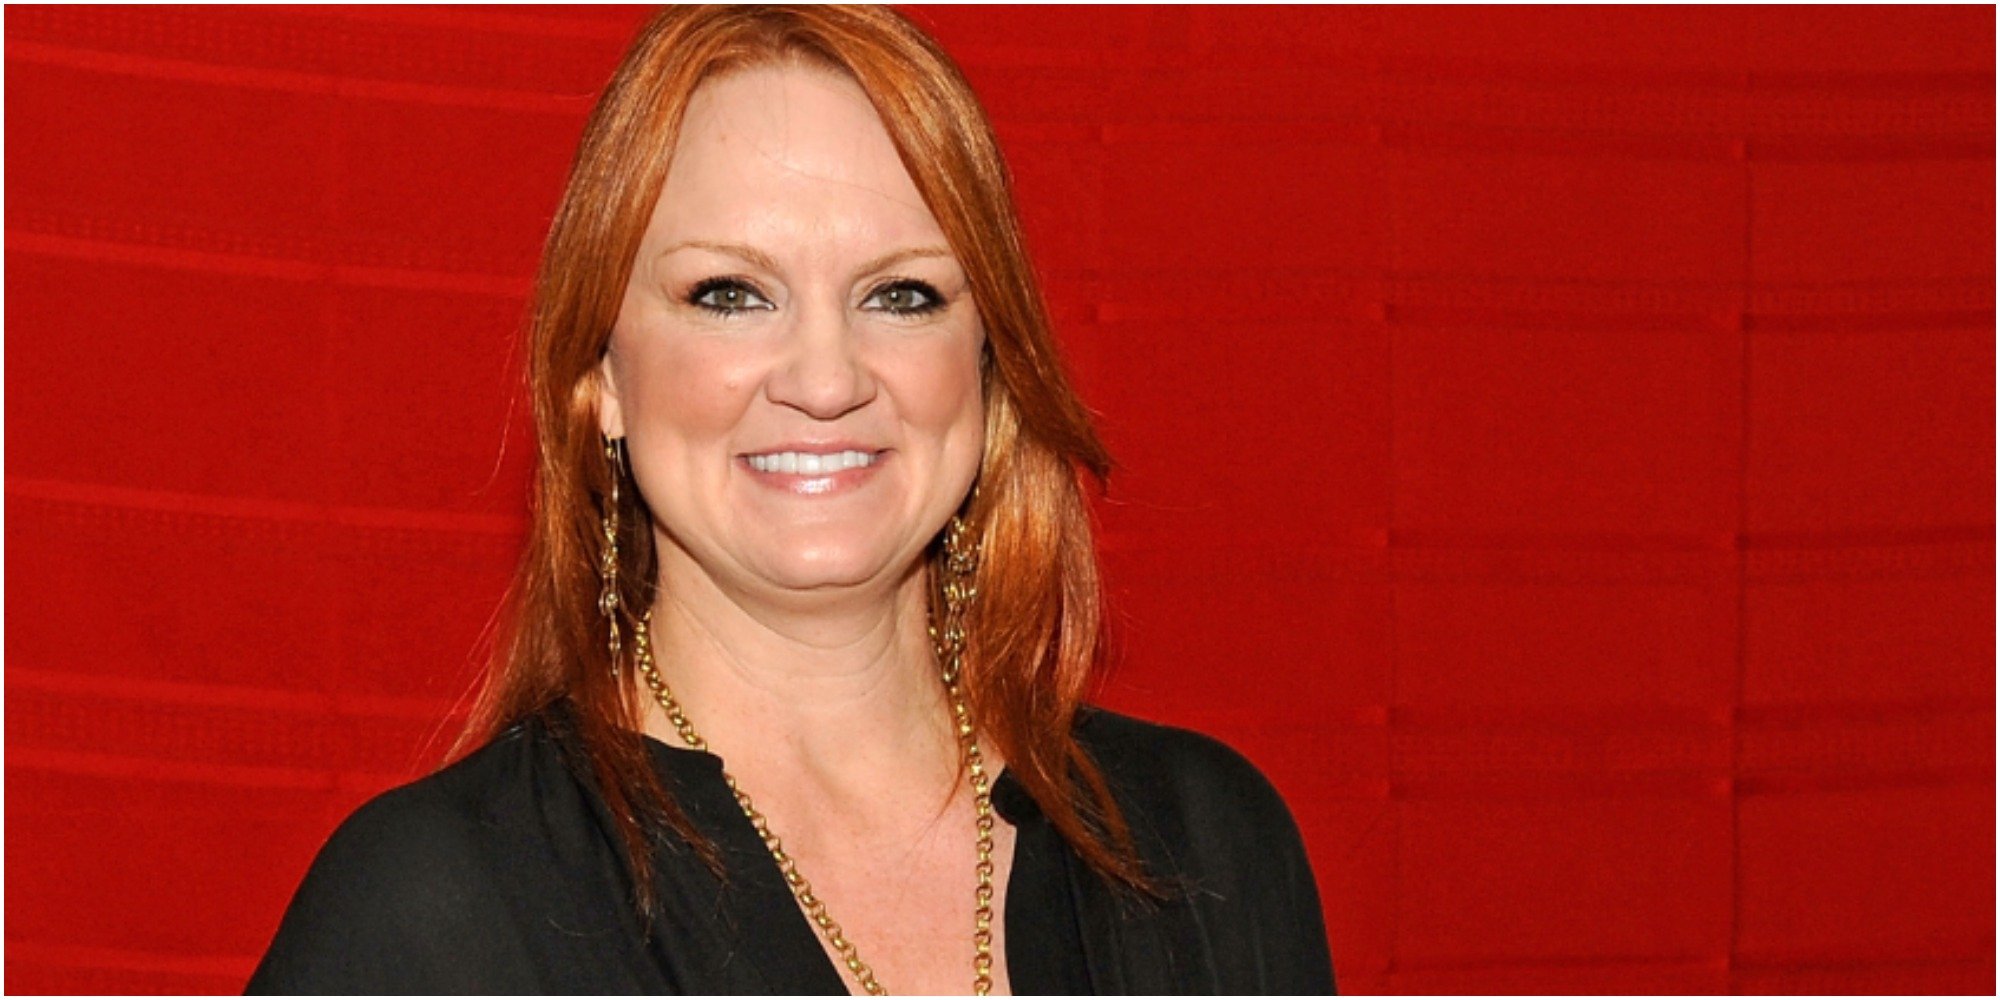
683, 277, 946, 318
865, 279, 945, 316
684, 278, 768, 316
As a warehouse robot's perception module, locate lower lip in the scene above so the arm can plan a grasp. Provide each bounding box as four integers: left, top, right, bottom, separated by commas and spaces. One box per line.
739, 452, 889, 497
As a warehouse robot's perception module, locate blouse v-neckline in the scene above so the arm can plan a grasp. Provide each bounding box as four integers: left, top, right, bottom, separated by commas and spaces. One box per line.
637, 733, 1090, 995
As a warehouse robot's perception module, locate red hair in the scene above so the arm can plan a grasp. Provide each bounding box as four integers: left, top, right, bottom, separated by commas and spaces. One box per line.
461, 4, 1147, 911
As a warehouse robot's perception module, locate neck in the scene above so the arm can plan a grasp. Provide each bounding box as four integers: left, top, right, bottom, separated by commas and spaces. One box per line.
635, 541, 959, 802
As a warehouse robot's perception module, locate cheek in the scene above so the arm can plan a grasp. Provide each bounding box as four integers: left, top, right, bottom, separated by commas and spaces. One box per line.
885, 334, 985, 431
618, 337, 758, 446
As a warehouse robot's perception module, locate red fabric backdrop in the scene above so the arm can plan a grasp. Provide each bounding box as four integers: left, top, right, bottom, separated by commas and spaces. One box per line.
7, 6, 1994, 994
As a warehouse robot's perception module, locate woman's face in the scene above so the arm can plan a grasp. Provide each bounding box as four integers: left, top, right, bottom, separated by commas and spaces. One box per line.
600, 63, 986, 607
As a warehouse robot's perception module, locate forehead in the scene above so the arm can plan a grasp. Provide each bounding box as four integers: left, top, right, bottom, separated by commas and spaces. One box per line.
646, 62, 945, 254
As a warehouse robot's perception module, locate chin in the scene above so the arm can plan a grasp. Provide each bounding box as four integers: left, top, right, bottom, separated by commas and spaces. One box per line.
753, 544, 910, 594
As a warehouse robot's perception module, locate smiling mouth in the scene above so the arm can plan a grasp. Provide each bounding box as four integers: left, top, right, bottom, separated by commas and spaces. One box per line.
743, 450, 881, 475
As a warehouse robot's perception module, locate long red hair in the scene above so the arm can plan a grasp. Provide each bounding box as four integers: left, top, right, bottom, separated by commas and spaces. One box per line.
461, 4, 1147, 911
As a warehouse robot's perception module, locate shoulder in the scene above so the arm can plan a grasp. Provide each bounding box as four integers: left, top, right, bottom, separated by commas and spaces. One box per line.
305, 721, 565, 888
314, 725, 540, 878
1072, 706, 1297, 834
246, 722, 578, 993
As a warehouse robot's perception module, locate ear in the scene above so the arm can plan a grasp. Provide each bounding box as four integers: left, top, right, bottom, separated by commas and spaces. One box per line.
596, 351, 626, 440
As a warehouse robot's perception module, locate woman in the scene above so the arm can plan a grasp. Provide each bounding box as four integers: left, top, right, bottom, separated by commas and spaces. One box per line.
249, 6, 1333, 995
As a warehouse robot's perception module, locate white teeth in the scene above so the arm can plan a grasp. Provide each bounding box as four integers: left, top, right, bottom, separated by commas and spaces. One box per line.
747, 450, 877, 474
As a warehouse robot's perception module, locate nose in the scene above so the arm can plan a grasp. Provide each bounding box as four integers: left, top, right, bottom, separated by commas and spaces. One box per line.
765, 298, 876, 420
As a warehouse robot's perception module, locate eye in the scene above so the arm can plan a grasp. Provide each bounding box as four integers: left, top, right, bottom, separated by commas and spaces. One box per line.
863, 280, 944, 316
687, 277, 774, 317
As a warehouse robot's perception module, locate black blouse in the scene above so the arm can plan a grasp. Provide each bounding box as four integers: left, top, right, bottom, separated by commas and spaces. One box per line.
246, 704, 1335, 994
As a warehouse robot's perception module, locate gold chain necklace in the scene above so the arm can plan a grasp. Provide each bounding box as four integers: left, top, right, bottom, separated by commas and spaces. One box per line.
632, 611, 996, 995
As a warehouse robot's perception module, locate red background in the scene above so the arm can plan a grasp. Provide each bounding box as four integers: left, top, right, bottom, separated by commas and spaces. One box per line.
7, 6, 1994, 994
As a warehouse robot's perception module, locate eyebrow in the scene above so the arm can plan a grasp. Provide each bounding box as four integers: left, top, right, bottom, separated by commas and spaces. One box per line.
656, 240, 955, 278
856, 245, 955, 275
657, 240, 780, 274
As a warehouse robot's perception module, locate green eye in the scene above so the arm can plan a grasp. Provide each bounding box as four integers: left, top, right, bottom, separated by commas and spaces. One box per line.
688, 279, 772, 316
867, 281, 943, 315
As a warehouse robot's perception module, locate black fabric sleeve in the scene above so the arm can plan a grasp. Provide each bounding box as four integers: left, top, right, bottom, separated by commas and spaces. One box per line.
244, 784, 539, 994
1079, 710, 1339, 994
1173, 727, 1337, 994
1257, 768, 1338, 995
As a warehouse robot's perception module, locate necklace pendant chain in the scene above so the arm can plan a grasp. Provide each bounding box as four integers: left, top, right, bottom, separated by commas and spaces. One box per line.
633, 611, 996, 997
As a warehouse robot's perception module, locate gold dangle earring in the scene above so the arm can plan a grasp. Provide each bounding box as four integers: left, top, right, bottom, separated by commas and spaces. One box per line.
599, 436, 626, 679
930, 491, 981, 688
